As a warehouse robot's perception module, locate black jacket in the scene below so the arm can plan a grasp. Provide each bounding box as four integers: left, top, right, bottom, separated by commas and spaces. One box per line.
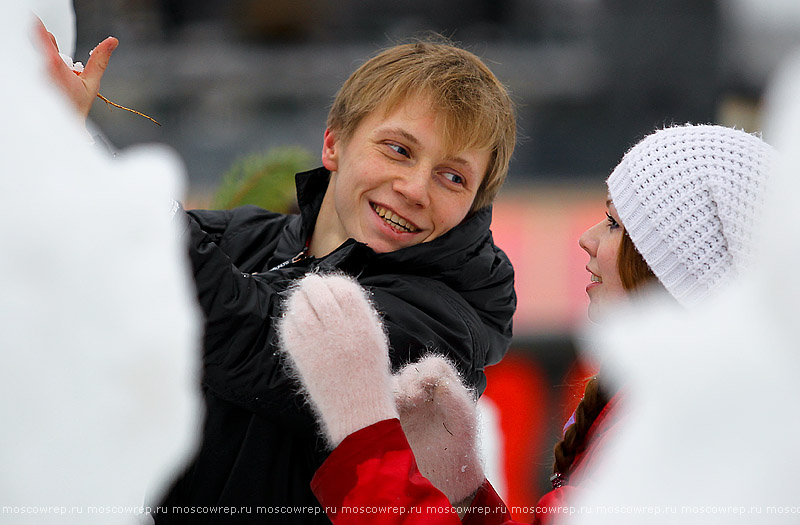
155, 167, 516, 523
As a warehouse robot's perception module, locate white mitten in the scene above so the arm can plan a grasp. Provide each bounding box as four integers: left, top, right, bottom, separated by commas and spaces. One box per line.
393, 355, 485, 504
278, 273, 398, 448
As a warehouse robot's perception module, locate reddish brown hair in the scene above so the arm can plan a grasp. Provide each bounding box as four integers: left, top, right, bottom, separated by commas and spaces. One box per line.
617, 230, 658, 293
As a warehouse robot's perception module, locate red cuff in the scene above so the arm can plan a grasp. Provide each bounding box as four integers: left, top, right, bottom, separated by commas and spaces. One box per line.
462, 480, 514, 525
312, 418, 410, 506
312, 418, 461, 524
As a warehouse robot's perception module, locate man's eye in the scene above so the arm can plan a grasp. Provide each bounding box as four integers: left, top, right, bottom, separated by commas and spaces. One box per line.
605, 212, 619, 229
443, 171, 464, 185
387, 143, 409, 157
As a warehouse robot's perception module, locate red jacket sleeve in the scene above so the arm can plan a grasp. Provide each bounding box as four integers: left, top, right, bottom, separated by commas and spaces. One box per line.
312, 419, 521, 525
531, 486, 579, 525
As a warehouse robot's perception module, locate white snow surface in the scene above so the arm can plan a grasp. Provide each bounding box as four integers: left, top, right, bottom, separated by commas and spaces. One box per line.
30, 0, 76, 57
564, 51, 800, 524
1, 3, 202, 523
477, 395, 507, 501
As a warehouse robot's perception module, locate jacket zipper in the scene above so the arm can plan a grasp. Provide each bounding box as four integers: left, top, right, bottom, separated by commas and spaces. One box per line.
267, 243, 310, 272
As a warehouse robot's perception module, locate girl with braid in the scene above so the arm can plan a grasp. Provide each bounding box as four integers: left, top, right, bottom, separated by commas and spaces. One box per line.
278, 124, 775, 525
549, 123, 774, 502
547, 194, 664, 495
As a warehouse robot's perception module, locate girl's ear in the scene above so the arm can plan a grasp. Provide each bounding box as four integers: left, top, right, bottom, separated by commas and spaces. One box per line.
321, 128, 339, 172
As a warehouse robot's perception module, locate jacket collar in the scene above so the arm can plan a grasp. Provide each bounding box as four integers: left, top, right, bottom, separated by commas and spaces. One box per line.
295, 167, 330, 241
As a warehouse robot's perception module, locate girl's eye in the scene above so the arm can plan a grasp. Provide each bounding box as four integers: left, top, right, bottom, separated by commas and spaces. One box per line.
387, 143, 410, 157
442, 171, 464, 185
605, 212, 620, 229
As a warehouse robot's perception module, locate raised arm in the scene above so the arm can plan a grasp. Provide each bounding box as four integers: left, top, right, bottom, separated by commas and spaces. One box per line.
278, 273, 399, 446
278, 274, 515, 524
33, 17, 117, 120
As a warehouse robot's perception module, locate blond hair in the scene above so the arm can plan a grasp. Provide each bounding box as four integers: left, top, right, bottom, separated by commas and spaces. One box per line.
327, 37, 516, 211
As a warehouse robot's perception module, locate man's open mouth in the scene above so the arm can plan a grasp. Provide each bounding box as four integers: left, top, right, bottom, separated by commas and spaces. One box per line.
371, 203, 419, 233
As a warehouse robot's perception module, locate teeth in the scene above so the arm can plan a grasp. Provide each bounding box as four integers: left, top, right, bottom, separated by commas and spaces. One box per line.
372, 204, 418, 232
591, 275, 602, 283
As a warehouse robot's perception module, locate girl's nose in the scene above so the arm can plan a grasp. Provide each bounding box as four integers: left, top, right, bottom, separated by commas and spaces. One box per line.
578, 221, 602, 256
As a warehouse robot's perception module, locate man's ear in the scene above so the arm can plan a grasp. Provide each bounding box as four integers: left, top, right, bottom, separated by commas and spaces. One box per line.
322, 128, 339, 172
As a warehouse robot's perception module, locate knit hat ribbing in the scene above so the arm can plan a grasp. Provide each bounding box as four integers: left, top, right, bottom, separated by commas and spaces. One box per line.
607, 125, 774, 306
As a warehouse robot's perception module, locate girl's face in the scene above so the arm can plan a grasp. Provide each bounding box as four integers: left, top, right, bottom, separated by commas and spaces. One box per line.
578, 198, 628, 322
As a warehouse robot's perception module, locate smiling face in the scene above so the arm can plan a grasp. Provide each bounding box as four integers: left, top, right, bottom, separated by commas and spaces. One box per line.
578, 199, 629, 322
311, 97, 490, 256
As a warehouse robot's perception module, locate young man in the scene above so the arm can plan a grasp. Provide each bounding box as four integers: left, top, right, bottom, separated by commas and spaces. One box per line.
41, 31, 517, 523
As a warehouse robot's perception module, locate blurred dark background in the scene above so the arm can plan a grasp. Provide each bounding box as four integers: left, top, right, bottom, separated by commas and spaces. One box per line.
74, 0, 800, 195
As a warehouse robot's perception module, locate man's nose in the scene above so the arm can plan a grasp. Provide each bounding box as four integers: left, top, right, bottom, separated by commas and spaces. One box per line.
393, 166, 432, 208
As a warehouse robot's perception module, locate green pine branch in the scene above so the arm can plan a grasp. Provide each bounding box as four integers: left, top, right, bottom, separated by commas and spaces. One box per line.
212, 146, 314, 213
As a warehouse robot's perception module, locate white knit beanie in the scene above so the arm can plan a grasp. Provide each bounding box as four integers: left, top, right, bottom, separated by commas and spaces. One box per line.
607, 124, 775, 306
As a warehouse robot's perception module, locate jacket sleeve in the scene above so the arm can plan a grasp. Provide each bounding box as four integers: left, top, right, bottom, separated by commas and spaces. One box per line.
183, 207, 303, 417
531, 487, 578, 525
186, 211, 276, 354
312, 418, 519, 525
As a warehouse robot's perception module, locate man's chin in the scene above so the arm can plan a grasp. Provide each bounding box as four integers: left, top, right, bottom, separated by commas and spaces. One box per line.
366, 238, 415, 254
